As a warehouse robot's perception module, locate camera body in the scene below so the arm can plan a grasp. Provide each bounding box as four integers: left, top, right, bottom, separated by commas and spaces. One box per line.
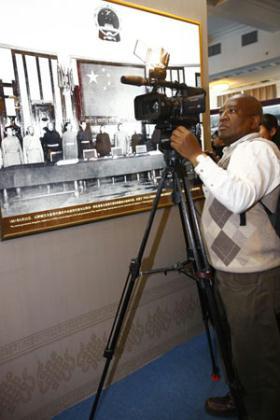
121, 44, 206, 152
121, 74, 206, 151
134, 87, 205, 127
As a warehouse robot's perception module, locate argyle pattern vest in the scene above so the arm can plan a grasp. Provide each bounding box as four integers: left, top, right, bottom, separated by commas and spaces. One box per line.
201, 139, 280, 273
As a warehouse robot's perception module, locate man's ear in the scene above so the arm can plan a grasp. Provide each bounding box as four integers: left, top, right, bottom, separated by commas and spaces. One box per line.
251, 115, 261, 131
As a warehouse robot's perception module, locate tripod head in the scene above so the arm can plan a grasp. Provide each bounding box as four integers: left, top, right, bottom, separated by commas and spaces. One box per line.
156, 130, 200, 194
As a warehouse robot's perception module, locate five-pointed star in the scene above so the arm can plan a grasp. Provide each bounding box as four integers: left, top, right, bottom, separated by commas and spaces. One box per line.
87, 70, 98, 84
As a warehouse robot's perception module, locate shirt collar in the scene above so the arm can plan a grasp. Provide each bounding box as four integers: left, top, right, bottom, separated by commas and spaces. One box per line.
222, 132, 260, 154
219, 132, 260, 168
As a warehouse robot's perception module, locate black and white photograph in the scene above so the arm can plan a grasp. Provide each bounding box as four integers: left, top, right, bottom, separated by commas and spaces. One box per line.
0, 0, 201, 238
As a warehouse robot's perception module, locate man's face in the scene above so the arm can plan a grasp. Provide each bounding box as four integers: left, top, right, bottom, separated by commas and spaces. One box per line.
218, 97, 258, 145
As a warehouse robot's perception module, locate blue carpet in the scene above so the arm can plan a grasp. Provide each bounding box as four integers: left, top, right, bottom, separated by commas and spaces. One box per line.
54, 333, 237, 420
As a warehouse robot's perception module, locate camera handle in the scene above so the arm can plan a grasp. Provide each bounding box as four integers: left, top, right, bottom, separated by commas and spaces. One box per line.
88, 150, 247, 420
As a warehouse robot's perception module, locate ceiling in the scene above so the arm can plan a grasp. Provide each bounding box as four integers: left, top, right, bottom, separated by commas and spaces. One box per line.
207, 0, 280, 89
207, 0, 280, 38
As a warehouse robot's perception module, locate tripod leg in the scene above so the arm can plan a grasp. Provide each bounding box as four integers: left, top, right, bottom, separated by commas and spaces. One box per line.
172, 171, 220, 379
196, 285, 220, 380
88, 167, 170, 420
174, 172, 220, 378
174, 169, 247, 420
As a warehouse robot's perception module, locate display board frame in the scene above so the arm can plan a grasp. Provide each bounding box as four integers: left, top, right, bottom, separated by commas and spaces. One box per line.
0, 0, 203, 239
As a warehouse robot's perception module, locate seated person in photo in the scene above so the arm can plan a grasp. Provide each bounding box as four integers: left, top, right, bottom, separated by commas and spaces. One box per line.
151, 127, 161, 150
96, 125, 111, 157
131, 131, 143, 153
259, 113, 280, 149
114, 123, 130, 155
23, 126, 44, 164
62, 122, 78, 160
8, 116, 23, 145
2, 126, 23, 167
41, 122, 62, 162
77, 120, 93, 159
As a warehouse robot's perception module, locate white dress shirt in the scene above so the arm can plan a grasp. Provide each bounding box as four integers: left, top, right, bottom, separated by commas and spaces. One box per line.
195, 133, 280, 214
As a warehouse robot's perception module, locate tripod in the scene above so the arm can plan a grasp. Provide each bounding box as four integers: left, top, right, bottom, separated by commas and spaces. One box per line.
88, 149, 247, 420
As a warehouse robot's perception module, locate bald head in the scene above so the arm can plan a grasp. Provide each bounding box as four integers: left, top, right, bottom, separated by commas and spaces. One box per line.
230, 94, 262, 117
218, 94, 263, 145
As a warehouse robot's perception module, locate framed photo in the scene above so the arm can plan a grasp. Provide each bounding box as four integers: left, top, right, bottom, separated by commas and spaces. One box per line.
0, 0, 203, 239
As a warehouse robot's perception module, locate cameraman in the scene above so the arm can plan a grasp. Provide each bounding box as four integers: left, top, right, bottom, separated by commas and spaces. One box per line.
171, 94, 280, 420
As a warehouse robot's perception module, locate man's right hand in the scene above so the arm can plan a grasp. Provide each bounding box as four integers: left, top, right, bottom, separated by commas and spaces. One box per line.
170, 126, 205, 166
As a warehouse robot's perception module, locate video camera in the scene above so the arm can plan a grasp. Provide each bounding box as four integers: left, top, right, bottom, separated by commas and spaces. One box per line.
121, 76, 206, 127
121, 49, 206, 150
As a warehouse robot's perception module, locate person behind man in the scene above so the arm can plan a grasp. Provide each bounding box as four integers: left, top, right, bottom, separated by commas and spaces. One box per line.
171, 94, 280, 420
211, 129, 225, 160
259, 113, 280, 149
23, 126, 44, 164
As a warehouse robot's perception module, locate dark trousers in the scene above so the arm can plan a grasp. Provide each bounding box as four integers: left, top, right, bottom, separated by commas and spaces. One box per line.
215, 266, 280, 420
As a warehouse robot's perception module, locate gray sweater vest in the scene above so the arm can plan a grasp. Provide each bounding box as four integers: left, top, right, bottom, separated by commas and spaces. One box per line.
201, 139, 280, 273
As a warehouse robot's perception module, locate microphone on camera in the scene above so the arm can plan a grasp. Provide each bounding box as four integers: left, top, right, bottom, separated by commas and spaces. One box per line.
121, 75, 191, 91
120, 76, 148, 86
